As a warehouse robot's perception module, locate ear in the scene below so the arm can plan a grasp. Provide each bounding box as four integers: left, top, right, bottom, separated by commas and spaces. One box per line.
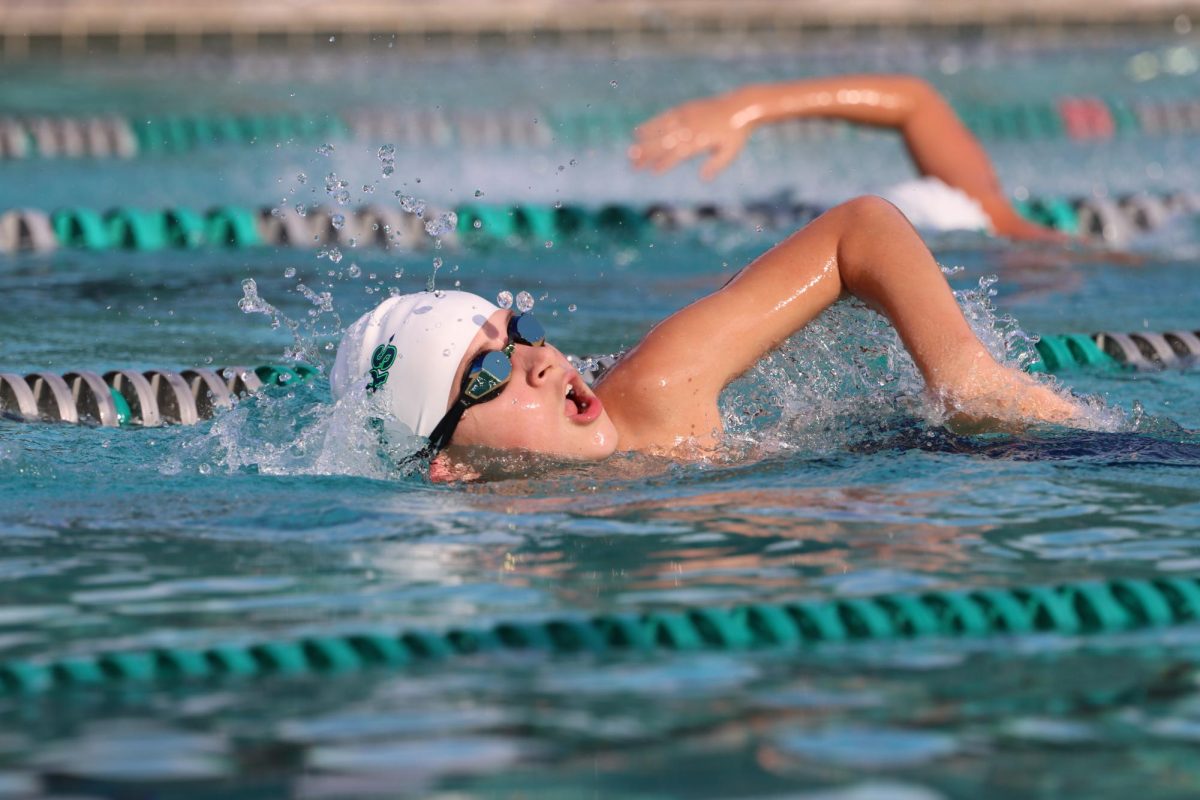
428, 452, 482, 483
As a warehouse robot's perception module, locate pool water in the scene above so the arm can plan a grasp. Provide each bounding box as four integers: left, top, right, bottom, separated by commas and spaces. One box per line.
2, 32, 1200, 799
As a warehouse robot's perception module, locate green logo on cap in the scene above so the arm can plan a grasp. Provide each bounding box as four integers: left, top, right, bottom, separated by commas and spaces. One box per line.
367, 337, 397, 393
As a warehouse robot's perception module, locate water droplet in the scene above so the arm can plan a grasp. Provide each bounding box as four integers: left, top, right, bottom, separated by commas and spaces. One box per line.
610, 80, 618, 87
284, 267, 296, 278
296, 172, 307, 184
569, 158, 577, 166
295, 204, 307, 217
316, 143, 334, 156
199, 463, 211, 475
348, 264, 361, 278
361, 184, 375, 194
554, 200, 562, 209
496, 290, 513, 309
432, 257, 443, 269
472, 219, 482, 229
442, 349, 451, 357
396, 193, 426, 216
474, 189, 484, 197
331, 214, 345, 230
377, 144, 395, 159
568, 304, 577, 312
424, 211, 458, 238
515, 290, 534, 313
544, 240, 553, 248
327, 247, 343, 264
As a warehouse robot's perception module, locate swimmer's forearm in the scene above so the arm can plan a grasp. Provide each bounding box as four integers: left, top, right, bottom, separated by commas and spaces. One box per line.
728, 76, 1038, 238
725, 75, 935, 130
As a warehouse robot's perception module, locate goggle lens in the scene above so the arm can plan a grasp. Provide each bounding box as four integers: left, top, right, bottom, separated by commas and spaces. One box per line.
464, 349, 512, 401
510, 313, 545, 347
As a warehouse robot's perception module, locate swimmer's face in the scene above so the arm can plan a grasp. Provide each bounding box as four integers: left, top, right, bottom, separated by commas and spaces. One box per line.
438, 309, 619, 461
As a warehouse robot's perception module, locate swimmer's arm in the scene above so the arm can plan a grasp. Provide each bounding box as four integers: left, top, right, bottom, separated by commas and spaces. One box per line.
596, 196, 1077, 449
630, 75, 1066, 243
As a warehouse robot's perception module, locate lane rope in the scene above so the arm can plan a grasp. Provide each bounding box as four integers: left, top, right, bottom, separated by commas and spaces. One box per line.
1, 191, 1195, 254
3, 97, 1200, 159
1, 364, 315, 427
4, 575, 1200, 695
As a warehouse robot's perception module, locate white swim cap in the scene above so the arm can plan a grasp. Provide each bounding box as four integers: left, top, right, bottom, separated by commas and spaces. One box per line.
331, 291, 501, 438
879, 177, 993, 233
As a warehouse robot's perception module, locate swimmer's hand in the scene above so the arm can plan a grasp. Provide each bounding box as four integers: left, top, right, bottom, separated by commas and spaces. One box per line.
934, 361, 1085, 433
629, 92, 754, 180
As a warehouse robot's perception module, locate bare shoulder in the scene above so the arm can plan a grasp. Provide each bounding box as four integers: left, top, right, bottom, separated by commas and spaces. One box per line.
594, 348, 724, 452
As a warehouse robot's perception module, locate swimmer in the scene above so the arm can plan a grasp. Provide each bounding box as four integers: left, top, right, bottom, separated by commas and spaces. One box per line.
629, 74, 1068, 242
332, 196, 1082, 479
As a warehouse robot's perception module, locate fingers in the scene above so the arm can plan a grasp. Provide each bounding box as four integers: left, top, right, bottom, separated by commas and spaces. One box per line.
698, 135, 746, 180
630, 123, 697, 172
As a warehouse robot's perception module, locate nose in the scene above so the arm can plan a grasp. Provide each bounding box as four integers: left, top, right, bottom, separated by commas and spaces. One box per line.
518, 344, 559, 387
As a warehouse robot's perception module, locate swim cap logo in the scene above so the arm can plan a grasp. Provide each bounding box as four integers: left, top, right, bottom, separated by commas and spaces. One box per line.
367, 336, 397, 393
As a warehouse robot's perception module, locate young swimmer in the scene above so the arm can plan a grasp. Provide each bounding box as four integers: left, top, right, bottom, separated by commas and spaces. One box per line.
628, 74, 1068, 243
331, 196, 1082, 476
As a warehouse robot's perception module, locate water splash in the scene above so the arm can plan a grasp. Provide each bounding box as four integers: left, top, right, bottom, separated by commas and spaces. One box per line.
424, 211, 458, 238
723, 272, 1125, 454
324, 173, 350, 205
202, 379, 422, 481
377, 143, 395, 178
396, 193, 426, 217
237, 278, 339, 369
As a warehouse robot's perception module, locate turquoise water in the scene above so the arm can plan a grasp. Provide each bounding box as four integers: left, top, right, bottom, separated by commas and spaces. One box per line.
2, 33, 1200, 798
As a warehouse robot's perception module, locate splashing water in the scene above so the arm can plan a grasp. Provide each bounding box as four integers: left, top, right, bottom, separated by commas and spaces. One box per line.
396, 193, 426, 217
377, 143, 395, 178
325, 173, 350, 205
201, 378, 421, 481
722, 272, 1125, 455
316, 143, 334, 156
238, 278, 337, 368
424, 211, 458, 238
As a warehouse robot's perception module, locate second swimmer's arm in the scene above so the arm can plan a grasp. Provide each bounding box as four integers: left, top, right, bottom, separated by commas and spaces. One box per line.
631, 75, 1065, 242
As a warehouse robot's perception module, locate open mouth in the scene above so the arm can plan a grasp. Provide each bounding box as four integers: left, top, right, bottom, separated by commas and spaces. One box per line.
564, 378, 602, 423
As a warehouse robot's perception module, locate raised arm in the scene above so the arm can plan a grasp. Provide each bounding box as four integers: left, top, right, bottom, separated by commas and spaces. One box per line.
629, 75, 1065, 242
594, 196, 1078, 452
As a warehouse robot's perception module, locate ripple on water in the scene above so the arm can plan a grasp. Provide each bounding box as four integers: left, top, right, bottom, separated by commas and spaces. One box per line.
765, 725, 961, 770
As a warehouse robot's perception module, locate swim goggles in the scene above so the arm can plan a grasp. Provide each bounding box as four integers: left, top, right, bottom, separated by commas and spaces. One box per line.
423, 312, 546, 455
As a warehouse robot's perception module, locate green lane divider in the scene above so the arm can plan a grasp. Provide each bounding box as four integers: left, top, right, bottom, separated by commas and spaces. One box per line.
107, 386, 131, 425
3, 191, 1196, 254
5, 575, 1200, 696
1030, 334, 1118, 372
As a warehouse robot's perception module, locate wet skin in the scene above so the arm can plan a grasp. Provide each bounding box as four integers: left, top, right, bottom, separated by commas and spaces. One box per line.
440, 309, 620, 461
